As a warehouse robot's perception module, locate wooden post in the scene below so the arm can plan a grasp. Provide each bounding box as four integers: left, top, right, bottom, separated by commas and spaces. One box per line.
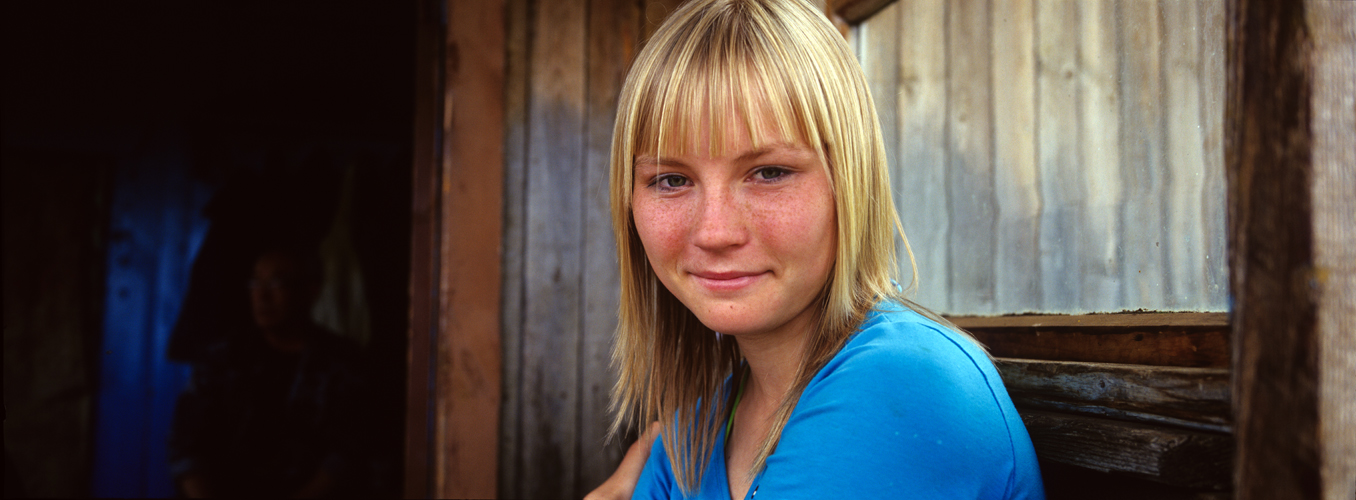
1227, 0, 1355, 498
408, 0, 505, 497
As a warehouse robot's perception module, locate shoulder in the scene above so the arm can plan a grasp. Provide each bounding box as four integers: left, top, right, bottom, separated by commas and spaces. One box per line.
812, 303, 997, 397
758, 302, 1039, 498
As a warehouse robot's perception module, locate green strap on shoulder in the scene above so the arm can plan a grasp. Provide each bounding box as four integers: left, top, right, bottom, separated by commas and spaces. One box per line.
726, 366, 749, 438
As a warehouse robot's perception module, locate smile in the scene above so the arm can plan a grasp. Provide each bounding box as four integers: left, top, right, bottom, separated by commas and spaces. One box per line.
690, 270, 767, 292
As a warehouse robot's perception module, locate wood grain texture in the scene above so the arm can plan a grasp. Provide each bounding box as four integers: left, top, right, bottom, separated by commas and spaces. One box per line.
946, 0, 996, 313
1227, 0, 1322, 497
521, 0, 588, 497
1020, 409, 1232, 490
962, 316, 1229, 368
1308, 3, 1356, 499
951, 311, 1227, 329
996, 358, 1230, 432
436, 1, 505, 497
498, 0, 530, 495
405, 1, 441, 495
578, 0, 641, 493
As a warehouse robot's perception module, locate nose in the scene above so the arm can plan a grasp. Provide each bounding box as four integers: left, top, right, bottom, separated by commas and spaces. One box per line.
692, 186, 747, 251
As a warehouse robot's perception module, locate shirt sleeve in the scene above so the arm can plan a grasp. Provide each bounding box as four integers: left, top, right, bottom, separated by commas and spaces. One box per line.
751, 317, 1037, 500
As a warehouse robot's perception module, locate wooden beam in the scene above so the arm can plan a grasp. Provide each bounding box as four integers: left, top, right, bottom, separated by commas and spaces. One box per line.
434, 0, 505, 497
1020, 409, 1232, 490
1227, 0, 1319, 498
832, 0, 895, 24
1228, 0, 1356, 498
962, 317, 1230, 368
406, 0, 442, 496
996, 358, 1231, 433
951, 312, 1227, 329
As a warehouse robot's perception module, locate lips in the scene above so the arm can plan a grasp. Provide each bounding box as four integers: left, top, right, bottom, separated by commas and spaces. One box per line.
690, 270, 766, 292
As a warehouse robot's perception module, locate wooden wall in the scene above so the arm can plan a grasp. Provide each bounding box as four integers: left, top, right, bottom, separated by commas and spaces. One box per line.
498, 0, 681, 498
857, 0, 1228, 316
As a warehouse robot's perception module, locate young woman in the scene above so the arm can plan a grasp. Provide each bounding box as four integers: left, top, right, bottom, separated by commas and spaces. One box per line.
590, 0, 1045, 498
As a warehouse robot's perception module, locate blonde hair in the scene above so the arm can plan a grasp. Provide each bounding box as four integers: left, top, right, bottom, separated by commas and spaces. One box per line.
608, 0, 935, 492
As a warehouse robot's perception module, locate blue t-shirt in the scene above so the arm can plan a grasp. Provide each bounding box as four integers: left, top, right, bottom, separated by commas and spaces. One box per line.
632, 302, 1045, 499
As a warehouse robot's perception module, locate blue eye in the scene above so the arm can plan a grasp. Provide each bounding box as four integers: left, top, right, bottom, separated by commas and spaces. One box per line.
755, 167, 788, 181
653, 174, 689, 190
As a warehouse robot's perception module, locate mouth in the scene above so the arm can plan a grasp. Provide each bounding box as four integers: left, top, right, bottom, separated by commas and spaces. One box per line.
690, 270, 766, 291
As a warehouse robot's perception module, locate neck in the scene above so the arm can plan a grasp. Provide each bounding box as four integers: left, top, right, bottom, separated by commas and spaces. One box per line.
733, 313, 814, 407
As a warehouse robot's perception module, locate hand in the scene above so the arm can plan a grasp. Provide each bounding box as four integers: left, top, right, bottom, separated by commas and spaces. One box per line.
584, 421, 661, 500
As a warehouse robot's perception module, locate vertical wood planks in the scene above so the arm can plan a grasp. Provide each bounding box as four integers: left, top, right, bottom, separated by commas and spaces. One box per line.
894, 0, 949, 310
498, 0, 530, 495
1162, 0, 1208, 309
578, 0, 641, 493
438, 1, 506, 496
1117, 0, 1167, 310
1077, 0, 1122, 312
521, 0, 588, 496
1308, 3, 1356, 498
1036, 0, 1080, 311
946, 0, 995, 314
991, 0, 1041, 312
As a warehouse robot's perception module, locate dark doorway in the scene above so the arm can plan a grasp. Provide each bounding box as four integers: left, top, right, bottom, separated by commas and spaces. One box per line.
3, 1, 414, 497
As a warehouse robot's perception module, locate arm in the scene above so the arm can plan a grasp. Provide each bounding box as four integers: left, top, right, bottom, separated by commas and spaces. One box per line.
585, 421, 661, 500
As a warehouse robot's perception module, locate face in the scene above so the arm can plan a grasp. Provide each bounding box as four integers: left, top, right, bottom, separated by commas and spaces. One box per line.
249, 253, 308, 330
631, 115, 837, 341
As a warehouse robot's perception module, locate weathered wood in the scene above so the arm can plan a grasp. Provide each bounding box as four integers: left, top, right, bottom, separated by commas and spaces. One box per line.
951, 311, 1228, 329
996, 358, 1231, 432
436, 1, 505, 497
946, 0, 996, 313
406, 1, 441, 495
834, 0, 896, 24
1020, 409, 1233, 490
892, 0, 949, 310
1228, 1, 1356, 498
957, 313, 1230, 368
520, 0, 589, 497
498, 0, 530, 495
1308, 3, 1356, 499
1036, 0, 1082, 312
578, 0, 641, 493
991, 0, 1041, 313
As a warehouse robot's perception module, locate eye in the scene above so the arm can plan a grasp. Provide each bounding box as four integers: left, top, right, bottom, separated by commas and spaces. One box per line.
753, 166, 789, 181
651, 173, 690, 190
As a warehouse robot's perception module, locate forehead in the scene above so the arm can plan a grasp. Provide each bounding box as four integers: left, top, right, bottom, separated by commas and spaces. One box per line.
636, 99, 809, 161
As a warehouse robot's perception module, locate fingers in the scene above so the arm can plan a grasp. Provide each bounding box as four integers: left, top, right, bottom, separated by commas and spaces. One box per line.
583, 421, 662, 500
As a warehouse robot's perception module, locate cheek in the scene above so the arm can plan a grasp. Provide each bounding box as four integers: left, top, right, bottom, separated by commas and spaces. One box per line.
631, 199, 687, 260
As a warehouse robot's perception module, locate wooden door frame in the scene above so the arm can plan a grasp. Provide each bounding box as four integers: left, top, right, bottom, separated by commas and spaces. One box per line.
408, 0, 505, 498
828, 0, 1354, 497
